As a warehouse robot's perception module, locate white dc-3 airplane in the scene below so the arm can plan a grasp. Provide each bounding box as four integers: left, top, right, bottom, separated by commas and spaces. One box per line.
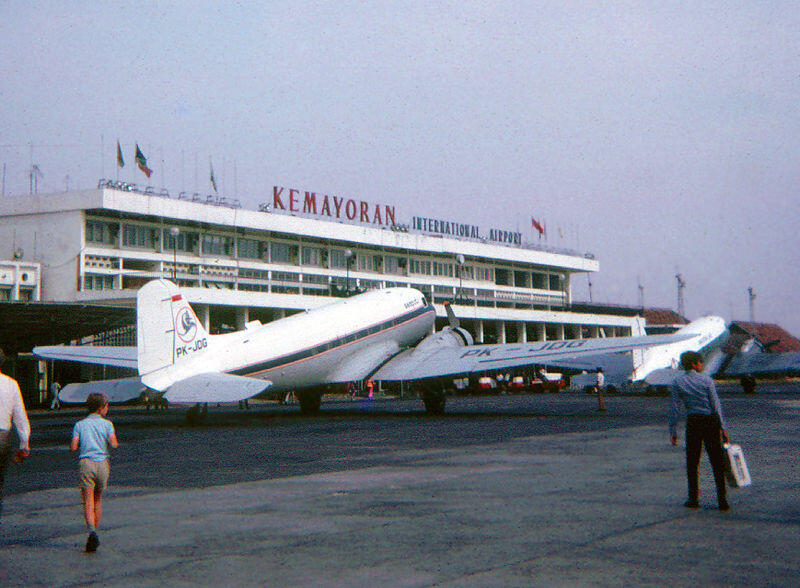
543, 315, 729, 392
35, 279, 702, 414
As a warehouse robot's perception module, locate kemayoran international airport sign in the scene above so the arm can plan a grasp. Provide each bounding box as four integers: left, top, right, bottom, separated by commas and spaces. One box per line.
263, 185, 523, 246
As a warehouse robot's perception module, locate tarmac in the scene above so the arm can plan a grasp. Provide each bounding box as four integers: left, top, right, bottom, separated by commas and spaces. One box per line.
1, 386, 799, 587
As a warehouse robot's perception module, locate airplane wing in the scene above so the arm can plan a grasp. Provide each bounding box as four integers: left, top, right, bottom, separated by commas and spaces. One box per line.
372, 332, 695, 381
34, 345, 137, 369
60, 376, 145, 404
718, 351, 800, 377
161, 373, 272, 403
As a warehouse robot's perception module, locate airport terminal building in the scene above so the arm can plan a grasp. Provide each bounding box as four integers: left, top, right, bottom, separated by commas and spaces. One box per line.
0, 182, 643, 349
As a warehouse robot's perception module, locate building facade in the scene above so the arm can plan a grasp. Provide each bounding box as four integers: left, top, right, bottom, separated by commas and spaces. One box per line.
0, 184, 642, 345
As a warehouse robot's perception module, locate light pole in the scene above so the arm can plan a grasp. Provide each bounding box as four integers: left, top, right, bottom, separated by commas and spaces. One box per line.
344, 249, 353, 296
170, 227, 179, 281
455, 254, 465, 302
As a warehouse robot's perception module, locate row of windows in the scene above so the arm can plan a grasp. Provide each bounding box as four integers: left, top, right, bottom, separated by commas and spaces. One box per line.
85, 219, 566, 291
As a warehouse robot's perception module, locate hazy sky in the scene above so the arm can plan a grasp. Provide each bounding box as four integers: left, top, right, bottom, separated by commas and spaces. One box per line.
2, 2, 798, 335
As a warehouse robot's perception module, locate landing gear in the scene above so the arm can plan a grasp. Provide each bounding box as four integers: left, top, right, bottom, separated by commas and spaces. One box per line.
740, 375, 757, 395
296, 390, 322, 414
420, 381, 446, 415
186, 403, 208, 426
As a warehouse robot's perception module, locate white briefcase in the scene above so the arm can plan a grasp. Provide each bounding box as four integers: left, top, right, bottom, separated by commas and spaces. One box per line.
724, 443, 751, 488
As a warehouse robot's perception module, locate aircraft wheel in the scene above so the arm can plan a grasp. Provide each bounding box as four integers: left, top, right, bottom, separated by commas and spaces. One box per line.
297, 390, 322, 414
421, 384, 446, 415
186, 403, 204, 426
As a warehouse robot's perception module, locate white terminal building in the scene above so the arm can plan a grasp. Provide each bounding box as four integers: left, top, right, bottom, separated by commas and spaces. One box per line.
0, 181, 642, 347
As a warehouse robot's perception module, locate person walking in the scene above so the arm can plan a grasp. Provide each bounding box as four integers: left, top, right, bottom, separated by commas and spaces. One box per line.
50, 380, 61, 410
71, 392, 119, 552
669, 351, 730, 511
0, 346, 31, 520
595, 368, 606, 411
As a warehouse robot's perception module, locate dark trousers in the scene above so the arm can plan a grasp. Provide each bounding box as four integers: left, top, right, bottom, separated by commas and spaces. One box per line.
685, 414, 727, 505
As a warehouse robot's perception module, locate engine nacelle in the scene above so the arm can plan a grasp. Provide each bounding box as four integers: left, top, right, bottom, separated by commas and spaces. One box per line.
413, 326, 473, 354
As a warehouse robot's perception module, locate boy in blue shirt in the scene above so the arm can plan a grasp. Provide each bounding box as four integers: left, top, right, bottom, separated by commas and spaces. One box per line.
71, 393, 118, 552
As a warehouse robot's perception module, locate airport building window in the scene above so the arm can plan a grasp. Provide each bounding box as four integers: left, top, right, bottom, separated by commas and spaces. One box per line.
85, 220, 116, 245
238, 238, 266, 260
458, 265, 474, 280
0, 288, 10, 301
549, 274, 563, 291
122, 224, 158, 249
302, 274, 328, 285
495, 268, 511, 286
202, 234, 233, 256
272, 285, 300, 294
358, 254, 381, 273
239, 268, 269, 280
271, 242, 298, 264
84, 274, 114, 291
359, 279, 382, 290
532, 272, 548, 289
410, 259, 431, 275
301, 246, 326, 267
384, 255, 405, 275
514, 270, 530, 288
239, 283, 269, 292
329, 248, 349, 269
475, 266, 492, 282
433, 261, 454, 277
272, 271, 299, 283
164, 230, 199, 253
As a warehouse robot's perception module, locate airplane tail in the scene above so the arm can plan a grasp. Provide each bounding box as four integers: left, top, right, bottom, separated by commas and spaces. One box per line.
137, 279, 210, 376
135, 279, 271, 402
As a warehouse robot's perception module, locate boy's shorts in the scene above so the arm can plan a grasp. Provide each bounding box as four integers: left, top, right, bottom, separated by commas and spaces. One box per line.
78, 458, 110, 490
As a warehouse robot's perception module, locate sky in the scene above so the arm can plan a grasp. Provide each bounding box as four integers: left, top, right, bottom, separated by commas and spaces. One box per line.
2, 1, 799, 335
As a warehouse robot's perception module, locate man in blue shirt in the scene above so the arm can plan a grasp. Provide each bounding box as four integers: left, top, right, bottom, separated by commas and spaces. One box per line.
669, 351, 730, 511
71, 393, 118, 552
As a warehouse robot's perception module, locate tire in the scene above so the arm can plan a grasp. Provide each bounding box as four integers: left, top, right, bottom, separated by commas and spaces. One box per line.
420, 383, 446, 415
297, 390, 322, 414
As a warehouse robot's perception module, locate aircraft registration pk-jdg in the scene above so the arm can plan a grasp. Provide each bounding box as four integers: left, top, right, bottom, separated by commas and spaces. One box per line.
35, 279, 712, 414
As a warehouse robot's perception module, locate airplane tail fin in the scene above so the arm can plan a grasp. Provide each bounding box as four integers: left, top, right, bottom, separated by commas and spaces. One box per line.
137, 279, 210, 376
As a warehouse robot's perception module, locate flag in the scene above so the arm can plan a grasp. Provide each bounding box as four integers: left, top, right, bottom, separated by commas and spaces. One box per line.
210, 160, 217, 193
116, 141, 125, 168
135, 143, 152, 178
531, 217, 545, 235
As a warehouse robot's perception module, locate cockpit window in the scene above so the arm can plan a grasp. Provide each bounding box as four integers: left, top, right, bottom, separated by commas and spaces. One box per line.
421, 296, 428, 307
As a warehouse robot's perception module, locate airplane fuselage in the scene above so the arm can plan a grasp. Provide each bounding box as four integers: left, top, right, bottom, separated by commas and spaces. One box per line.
146, 288, 436, 393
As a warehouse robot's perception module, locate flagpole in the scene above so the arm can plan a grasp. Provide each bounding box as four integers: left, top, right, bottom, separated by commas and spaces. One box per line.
101, 134, 105, 183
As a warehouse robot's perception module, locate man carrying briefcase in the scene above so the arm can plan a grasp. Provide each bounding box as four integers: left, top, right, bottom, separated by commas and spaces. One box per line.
669, 351, 730, 512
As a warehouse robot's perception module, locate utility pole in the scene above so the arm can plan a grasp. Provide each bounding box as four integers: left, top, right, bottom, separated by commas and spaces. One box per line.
748, 287, 756, 322
675, 273, 686, 317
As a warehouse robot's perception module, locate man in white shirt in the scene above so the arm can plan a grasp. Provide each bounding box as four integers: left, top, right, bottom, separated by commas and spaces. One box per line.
0, 346, 31, 518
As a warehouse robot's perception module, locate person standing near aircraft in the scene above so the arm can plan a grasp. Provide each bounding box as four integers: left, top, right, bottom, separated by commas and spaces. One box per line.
0, 346, 31, 520
71, 393, 119, 552
595, 368, 606, 411
669, 351, 730, 511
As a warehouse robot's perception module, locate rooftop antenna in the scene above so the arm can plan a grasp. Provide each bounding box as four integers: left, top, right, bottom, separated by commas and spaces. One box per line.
747, 287, 756, 322
637, 276, 644, 309
28, 164, 43, 195
675, 272, 686, 317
